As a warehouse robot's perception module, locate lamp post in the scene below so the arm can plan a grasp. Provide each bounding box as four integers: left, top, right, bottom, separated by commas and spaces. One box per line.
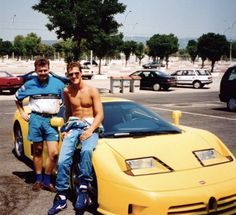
11, 15, 16, 60
122, 10, 132, 36
224, 20, 236, 63
130, 22, 138, 40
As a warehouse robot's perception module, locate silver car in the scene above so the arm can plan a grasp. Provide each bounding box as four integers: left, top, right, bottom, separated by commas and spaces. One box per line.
170, 69, 213, 89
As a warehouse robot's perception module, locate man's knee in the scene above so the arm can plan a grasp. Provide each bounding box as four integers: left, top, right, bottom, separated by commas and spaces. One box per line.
80, 149, 92, 160
49, 151, 59, 162
33, 144, 43, 156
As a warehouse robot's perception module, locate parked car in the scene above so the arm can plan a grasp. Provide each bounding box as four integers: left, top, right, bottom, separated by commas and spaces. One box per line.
0, 71, 23, 94
219, 65, 236, 111
142, 61, 164, 69
13, 97, 236, 214
83, 60, 98, 67
81, 65, 94, 79
170, 69, 213, 89
130, 69, 176, 91
17, 71, 69, 84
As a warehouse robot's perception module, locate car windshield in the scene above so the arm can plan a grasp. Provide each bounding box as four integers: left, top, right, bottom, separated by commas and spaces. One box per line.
0, 71, 13, 77
102, 101, 181, 137
154, 71, 169, 77
196, 70, 211, 75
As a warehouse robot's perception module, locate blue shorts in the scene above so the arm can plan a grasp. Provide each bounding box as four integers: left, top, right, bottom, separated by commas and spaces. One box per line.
28, 113, 59, 142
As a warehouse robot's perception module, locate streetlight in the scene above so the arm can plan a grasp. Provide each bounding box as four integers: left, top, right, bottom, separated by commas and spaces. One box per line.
11, 15, 16, 60
224, 20, 236, 63
12, 14, 16, 24
124, 10, 132, 24
130, 22, 138, 40
122, 10, 132, 36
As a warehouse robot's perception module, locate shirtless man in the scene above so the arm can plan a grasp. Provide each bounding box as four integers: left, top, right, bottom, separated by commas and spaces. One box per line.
48, 62, 104, 215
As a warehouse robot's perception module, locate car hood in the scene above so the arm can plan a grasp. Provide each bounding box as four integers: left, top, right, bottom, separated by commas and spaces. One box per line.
103, 131, 212, 170
98, 129, 236, 191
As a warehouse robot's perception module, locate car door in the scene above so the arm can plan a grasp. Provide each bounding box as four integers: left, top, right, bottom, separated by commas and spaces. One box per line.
175, 70, 184, 84
224, 67, 236, 97
186, 70, 196, 85
140, 71, 152, 88
0, 72, 11, 89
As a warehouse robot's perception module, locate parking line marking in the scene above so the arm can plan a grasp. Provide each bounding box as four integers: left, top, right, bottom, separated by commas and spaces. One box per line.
147, 106, 236, 121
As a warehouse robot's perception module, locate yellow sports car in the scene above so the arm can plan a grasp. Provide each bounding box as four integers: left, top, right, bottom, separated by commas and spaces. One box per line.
13, 97, 236, 215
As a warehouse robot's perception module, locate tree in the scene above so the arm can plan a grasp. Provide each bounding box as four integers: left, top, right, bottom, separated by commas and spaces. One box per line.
13, 35, 26, 60
0, 39, 13, 61
146, 34, 178, 68
32, 0, 126, 60
24, 33, 41, 60
186, 40, 198, 64
134, 42, 145, 65
121, 40, 137, 66
198, 33, 228, 72
88, 32, 123, 74
232, 41, 236, 59
37, 43, 55, 59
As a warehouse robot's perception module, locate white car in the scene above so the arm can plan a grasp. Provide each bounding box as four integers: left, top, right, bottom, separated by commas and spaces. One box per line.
170, 69, 213, 88
81, 65, 94, 79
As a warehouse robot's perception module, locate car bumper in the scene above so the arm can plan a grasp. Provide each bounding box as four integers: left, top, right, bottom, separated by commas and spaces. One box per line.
97, 176, 236, 215
202, 80, 213, 84
0, 85, 22, 90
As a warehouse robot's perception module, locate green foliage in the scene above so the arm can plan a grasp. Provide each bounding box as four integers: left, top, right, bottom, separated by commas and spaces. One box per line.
32, 0, 126, 60
121, 40, 137, 65
146, 34, 178, 61
198, 33, 228, 71
0, 40, 13, 57
186, 40, 198, 63
232, 41, 236, 59
24, 33, 42, 58
134, 42, 145, 65
13, 35, 26, 58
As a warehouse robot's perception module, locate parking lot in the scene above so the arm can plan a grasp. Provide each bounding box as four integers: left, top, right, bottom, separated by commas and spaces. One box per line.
0, 60, 235, 215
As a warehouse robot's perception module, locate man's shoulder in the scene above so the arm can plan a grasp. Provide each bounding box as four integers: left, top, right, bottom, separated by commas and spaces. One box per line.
49, 76, 65, 86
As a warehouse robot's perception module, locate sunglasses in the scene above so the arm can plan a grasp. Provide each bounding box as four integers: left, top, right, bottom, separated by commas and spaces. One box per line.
67, 72, 81, 77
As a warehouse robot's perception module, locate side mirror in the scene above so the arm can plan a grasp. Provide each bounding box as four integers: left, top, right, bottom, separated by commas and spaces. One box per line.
50, 117, 64, 127
172, 110, 182, 125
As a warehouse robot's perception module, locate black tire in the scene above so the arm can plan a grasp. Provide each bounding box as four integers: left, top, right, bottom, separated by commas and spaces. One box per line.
13, 124, 25, 159
10, 89, 17, 94
162, 86, 170, 91
227, 98, 236, 112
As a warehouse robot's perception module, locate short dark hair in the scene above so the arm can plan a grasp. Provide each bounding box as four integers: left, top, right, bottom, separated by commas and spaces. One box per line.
34, 57, 50, 68
66, 61, 82, 73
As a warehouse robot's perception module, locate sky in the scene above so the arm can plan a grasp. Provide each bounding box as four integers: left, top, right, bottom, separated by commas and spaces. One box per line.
0, 0, 236, 41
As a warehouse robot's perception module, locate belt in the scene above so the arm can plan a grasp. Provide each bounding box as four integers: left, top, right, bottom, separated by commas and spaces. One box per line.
31, 111, 57, 117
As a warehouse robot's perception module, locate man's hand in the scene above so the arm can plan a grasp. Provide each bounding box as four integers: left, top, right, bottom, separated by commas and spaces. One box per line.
20, 111, 30, 122
80, 129, 93, 142
61, 132, 67, 140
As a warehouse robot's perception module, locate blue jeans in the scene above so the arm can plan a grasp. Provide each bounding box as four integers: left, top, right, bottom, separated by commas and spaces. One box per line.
56, 117, 98, 192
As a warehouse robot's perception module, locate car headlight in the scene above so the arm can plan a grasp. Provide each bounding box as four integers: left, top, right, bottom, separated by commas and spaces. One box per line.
194, 148, 233, 166
124, 157, 173, 176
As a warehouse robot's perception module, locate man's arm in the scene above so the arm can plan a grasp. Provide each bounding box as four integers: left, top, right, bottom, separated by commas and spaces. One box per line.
64, 88, 72, 122
15, 99, 30, 122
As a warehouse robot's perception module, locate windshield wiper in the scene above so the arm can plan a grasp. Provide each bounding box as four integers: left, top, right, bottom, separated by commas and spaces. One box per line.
113, 132, 131, 137
104, 130, 181, 138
